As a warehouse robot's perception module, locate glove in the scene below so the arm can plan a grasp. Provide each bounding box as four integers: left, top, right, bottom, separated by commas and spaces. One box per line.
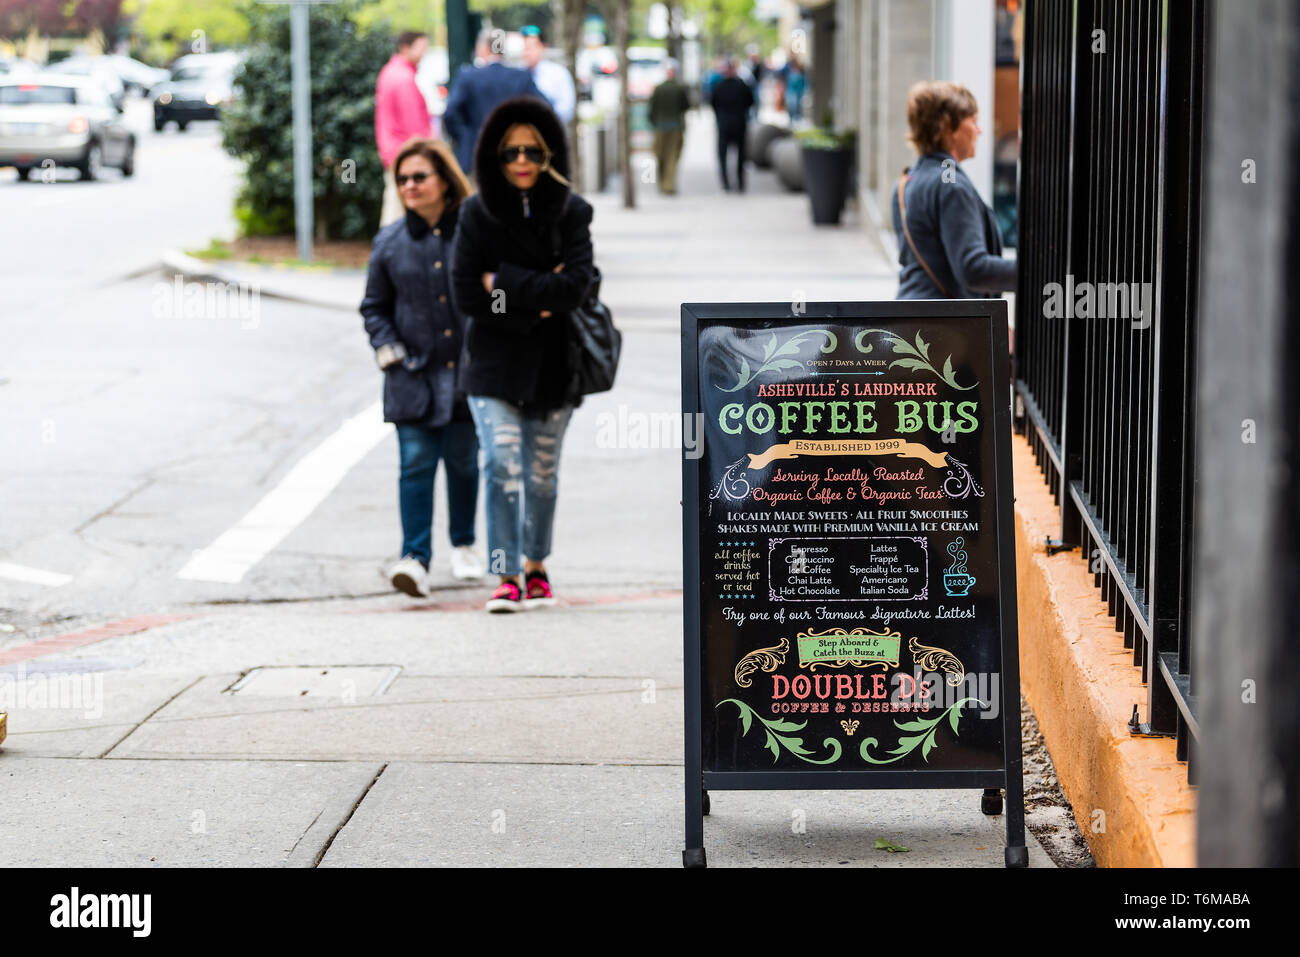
375, 341, 408, 370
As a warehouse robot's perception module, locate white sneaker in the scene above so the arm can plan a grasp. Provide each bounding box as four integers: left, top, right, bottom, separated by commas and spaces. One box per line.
450, 545, 484, 581
389, 556, 428, 597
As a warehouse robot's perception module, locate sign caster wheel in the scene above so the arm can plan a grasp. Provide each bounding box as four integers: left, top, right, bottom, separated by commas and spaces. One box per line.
683, 847, 707, 869
1005, 845, 1028, 868
981, 788, 1003, 815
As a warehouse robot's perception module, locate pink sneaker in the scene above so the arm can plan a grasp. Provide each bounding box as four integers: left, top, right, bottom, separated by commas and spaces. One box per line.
524, 570, 557, 608
486, 580, 523, 613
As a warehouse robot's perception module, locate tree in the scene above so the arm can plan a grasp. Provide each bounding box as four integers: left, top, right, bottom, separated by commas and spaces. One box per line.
222, 0, 392, 240
604, 0, 633, 208
353, 0, 445, 39
134, 0, 252, 64
682, 0, 774, 59
0, 0, 69, 40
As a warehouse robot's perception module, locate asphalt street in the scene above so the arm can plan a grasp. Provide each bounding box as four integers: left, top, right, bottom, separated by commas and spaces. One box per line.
1, 99, 392, 626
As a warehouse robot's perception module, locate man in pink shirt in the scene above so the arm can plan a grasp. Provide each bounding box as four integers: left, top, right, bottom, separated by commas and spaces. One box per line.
375, 31, 433, 226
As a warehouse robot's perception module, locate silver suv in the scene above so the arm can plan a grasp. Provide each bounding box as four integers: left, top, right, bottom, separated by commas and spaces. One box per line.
0, 74, 135, 180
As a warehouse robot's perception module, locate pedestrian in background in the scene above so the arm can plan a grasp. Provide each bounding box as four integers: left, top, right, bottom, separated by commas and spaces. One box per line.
709, 57, 753, 193
375, 31, 433, 228
649, 59, 691, 195
781, 52, 806, 123
361, 138, 484, 597
521, 24, 575, 125
442, 28, 544, 176
891, 81, 1016, 299
743, 43, 766, 120
450, 97, 595, 613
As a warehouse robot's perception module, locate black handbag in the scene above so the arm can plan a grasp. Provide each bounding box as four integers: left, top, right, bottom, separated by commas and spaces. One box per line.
534, 198, 621, 401
565, 266, 621, 398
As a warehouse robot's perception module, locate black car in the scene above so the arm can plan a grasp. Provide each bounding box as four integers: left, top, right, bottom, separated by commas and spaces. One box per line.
151, 54, 238, 131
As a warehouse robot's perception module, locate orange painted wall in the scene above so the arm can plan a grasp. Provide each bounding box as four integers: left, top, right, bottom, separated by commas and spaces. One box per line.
1011, 434, 1196, 867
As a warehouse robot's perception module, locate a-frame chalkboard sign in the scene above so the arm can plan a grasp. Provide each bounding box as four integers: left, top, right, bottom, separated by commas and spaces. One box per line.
681, 300, 1026, 868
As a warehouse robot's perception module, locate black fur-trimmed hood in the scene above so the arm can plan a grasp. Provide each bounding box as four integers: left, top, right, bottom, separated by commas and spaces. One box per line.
473, 95, 571, 224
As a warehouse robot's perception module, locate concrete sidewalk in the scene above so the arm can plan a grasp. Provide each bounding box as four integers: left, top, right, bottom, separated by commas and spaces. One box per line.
160, 111, 901, 322
0, 112, 1051, 867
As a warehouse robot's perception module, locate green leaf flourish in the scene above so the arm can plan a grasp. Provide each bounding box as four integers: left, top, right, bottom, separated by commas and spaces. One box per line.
719, 698, 843, 765
717, 330, 838, 392
859, 698, 984, 765
852, 329, 977, 391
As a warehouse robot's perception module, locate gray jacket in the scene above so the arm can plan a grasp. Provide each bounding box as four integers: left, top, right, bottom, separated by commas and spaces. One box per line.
890, 151, 1016, 299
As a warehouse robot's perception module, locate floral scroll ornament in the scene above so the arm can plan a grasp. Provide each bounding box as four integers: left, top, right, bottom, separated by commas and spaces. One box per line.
852, 329, 977, 391
719, 698, 843, 765
707, 456, 754, 514
941, 457, 985, 498
907, 636, 966, 687
733, 638, 790, 688
860, 697, 984, 764
717, 330, 837, 392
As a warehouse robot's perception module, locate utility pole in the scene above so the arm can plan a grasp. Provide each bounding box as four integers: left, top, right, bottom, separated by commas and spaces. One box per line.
289, 0, 313, 262
259, 0, 329, 263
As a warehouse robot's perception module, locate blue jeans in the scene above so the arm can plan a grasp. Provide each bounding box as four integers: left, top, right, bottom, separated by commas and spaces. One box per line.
396, 422, 479, 566
468, 396, 573, 577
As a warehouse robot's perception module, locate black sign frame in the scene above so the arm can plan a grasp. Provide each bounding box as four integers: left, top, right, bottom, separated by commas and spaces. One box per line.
681, 300, 1026, 869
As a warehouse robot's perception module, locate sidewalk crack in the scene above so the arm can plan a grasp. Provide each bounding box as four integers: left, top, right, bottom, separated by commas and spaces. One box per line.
288, 808, 324, 858
73, 478, 155, 534
96, 674, 204, 758
313, 762, 387, 867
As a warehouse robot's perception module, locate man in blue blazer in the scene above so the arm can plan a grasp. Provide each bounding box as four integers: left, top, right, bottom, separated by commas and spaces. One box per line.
442, 28, 545, 174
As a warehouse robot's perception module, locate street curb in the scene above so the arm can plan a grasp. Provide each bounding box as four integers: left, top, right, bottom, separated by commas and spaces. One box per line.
159, 249, 359, 313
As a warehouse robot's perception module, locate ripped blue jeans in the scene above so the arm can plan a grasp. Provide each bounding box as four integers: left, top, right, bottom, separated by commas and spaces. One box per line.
468, 396, 574, 577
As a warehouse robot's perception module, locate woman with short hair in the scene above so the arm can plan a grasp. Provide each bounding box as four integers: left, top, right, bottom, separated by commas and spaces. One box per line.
891, 81, 1016, 299
361, 137, 484, 597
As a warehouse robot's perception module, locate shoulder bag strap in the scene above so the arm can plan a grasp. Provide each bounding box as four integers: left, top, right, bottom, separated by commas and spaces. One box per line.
897, 168, 953, 298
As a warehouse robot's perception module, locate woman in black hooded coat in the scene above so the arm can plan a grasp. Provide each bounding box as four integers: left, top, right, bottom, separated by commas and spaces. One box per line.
450, 95, 595, 613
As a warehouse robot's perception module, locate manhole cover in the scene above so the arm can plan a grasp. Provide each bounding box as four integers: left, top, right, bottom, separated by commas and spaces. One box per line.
225, 666, 400, 698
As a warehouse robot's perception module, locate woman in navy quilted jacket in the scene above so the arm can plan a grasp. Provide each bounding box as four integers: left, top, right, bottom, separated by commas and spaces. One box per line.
361, 137, 483, 598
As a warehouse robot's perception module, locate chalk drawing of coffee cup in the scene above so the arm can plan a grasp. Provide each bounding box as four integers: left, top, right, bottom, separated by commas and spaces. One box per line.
943, 572, 976, 596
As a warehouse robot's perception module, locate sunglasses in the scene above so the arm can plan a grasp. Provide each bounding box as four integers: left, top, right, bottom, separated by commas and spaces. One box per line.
499, 145, 547, 165
396, 170, 434, 187
521, 24, 541, 37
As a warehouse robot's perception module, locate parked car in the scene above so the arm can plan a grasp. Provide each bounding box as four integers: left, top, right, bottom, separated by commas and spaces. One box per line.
0, 56, 39, 77
626, 46, 668, 100
43, 56, 126, 111
151, 54, 240, 131
415, 47, 449, 120
88, 54, 170, 96
169, 51, 243, 76
0, 75, 135, 180
576, 46, 618, 101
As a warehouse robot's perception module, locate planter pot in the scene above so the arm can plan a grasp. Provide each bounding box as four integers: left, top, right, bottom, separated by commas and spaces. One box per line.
770, 137, 804, 191
747, 123, 791, 169
800, 146, 854, 224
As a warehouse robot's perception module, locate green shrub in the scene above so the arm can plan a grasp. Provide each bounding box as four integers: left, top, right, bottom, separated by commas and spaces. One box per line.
795, 127, 857, 151
222, 0, 392, 240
